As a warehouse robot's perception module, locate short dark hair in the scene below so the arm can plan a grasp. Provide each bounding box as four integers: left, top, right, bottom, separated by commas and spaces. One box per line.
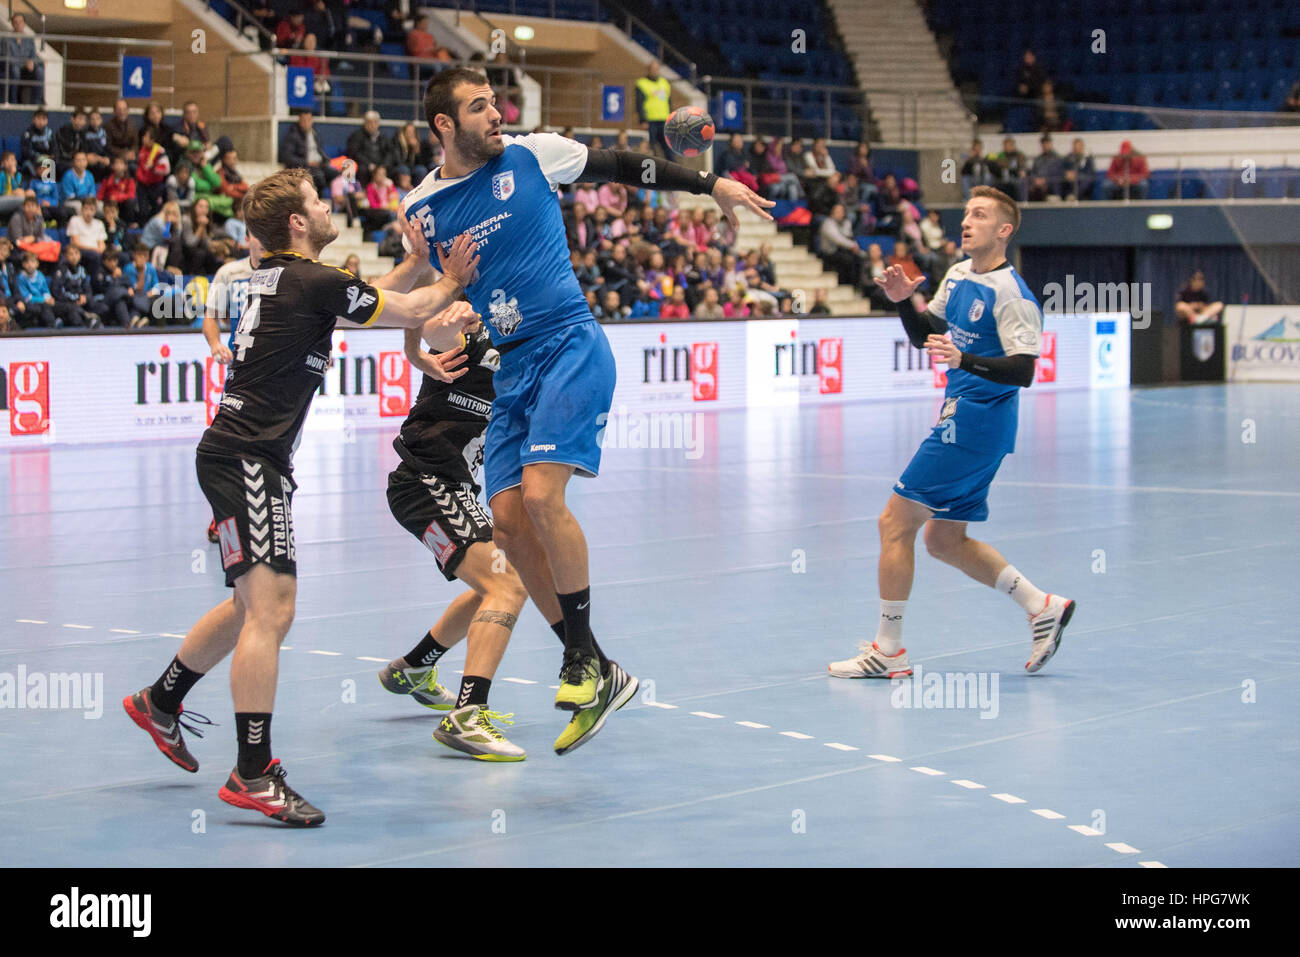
244, 167, 313, 252
968, 184, 1021, 234
423, 68, 490, 144
132, 242, 149, 255
80, 196, 96, 208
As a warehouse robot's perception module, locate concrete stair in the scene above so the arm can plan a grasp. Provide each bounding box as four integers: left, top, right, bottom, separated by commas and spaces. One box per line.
676, 193, 877, 316
828, 0, 974, 147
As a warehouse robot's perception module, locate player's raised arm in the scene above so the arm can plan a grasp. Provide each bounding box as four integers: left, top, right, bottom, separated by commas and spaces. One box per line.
348, 232, 479, 330
877, 264, 948, 348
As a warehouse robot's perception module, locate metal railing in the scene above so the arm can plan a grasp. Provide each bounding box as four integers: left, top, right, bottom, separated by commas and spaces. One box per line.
202, 0, 278, 50
701, 75, 869, 142
0, 31, 175, 109
975, 93, 1300, 132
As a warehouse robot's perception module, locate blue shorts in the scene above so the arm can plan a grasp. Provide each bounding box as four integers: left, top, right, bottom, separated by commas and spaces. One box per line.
894, 432, 1008, 523
484, 320, 616, 503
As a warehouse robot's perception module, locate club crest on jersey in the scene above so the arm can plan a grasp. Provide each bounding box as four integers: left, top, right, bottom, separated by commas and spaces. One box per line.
968, 300, 985, 323
492, 171, 515, 201
346, 286, 377, 314
487, 287, 524, 336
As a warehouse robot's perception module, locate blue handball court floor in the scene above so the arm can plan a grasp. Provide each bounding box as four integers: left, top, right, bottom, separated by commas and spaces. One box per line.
1, 384, 1297, 867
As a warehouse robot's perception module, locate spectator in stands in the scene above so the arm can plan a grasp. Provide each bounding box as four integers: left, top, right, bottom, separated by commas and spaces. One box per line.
993, 136, 1029, 201
1028, 135, 1063, 202
862, 242, 890, 308
1061, 136, 1096, 200
763, 137, 802, 200
692, 284, 723, 318
51, 244, 101, 328
960, 138, 996, 199
216, 143, 250, 212
1284, 79, 1300, 112
808, 288, 832, 316
341, 253, 361, 279
819, 203, 865, 287
16, 251, 56, 327
7, 195, 47, 246
1175, 270, 1224, 324
20, 108, 53, 181
330, 158, 361, 228
597, 180, 629, 219
719, 134, 749, 179
1105, 140, 1149, 200
362, 164, 399, 232
139, 103, 167, 152
281, 110, 338, 197
66, 197, 108, 279
873, 172, 903, 233
119, 242, 169, 328
347, 111, 393, 185
839, 172, 876, 234
54, 110, 89, 176
289, 34, 331, 105
83, 109, 112, 181
166, 101, 209, 168
723, 284, 750, 318
4, 13, 42, 106
1014, 48, 1046, 101
276, 11, 307, 50
106, 100, 137, 162
920, 208, 945, 252
406, 14, 452, 62
136, 127, 171, 217
804, 138, 836, 183
572, 180, 600, 215
644, 250, 674, 302
391, 122, 434, 182
847, 142, 874, 182
1037, 79, 1064, 133
635, 60, 672, 157
660, 286, 690, 319
303, 0, 339, 51
32, 156, 60, 223
0, 301, 11, 333
60, 153, 97, 219
601, 243, 642, 305
180, 196, 229, 276
0, 234, 16, 281
164, 159, 196, 214
224, 196, 250, 255
602, 288, 629, 320
101, 200, 127, 264
0, 150, 22, 218
141, 201, 182, 265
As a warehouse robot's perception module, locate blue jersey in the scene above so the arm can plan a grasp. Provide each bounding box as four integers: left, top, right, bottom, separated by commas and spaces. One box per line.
925, 259, 1042, 453
401, 132, 591, 346
207, 256, 254, 353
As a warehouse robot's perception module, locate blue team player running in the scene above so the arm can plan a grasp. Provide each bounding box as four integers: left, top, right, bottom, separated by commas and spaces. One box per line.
830, 186, 1075, 679
399, 68, 774, 753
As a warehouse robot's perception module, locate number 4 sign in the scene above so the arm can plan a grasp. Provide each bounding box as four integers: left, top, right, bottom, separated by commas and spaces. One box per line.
121, 56, 152, 99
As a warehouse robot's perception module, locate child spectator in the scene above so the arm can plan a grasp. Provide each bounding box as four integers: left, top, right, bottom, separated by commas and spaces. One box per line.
8, 195, 49, 246
164, 161, 196, 215
693, 284, 724, 318
51, 244, 102, 328
723, 284, 750, 318
16, 250, 56, 327
223, 196, 249, 254
66, 197, 108, 278
20, 108, 54, 180
330, 158, 362, 227
32, 156, 60, 223
136, 127, 171, 217
660, 286, 690, 319
217, 144, 249, 211
83, 109, 112, 180
0, 150, 22, 218
101, 200, 127, 265
99, 155, 139, 225
54, 110, 88, 176
601, 288, 629, 320
119, 242, 169, 328
60, 152, 97, 218
363, 164, 399, 231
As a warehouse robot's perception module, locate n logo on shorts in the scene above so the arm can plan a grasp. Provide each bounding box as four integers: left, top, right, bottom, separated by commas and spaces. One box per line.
422, 522, 456, 569
217, 518, 243, 569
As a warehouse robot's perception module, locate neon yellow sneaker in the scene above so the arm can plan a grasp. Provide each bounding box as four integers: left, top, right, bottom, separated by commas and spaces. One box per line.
432, 705, 526, 762
554, 661, 639, 755
554, 650, 602, 711
378, 658, 456, 710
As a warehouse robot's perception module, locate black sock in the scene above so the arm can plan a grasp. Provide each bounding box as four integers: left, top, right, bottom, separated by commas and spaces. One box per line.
456, 675, 491, 709
235, 712, 273, 778
550, 617, 608, 671
404, 630, 451, 668
149, 656, 204, 714
556, 588, 595, 658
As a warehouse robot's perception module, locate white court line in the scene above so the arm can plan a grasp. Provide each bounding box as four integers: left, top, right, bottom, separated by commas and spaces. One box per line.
15, 619, 46, 624
868, 754, 901, 763
159, 633, 185, 639
109, 628, 140, 635
1106, 843, 1140, 854
735, 721, 769, 728
1138, 861, 1168, 869
308, 650, 342, 656
691, 711, 724, 719
501, 678, 537, 685
824, 742, 858, 751
1032, 809, 1066, 820
780, 731, 814, 740
1069, 824, 1104, 836
61, 624, 93, 630
952, 779, 986, 790
281, 645, 293, 650
644, 701, 677, 709
910, 766, 945, 776
547, 685, 559, 690
992, 793, 1026, 804
356, 656, 387, 663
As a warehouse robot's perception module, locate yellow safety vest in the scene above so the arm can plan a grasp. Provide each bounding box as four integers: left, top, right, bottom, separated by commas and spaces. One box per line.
636, 76, 672, 121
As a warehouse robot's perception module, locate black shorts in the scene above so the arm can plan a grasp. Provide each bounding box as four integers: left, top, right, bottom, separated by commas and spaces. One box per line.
387, 462, 494, 582
196, 452, 297, 588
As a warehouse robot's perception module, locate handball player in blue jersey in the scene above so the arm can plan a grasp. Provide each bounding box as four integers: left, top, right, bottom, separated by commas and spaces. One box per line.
830, 186, 1075, 679
399, 68, 774, 753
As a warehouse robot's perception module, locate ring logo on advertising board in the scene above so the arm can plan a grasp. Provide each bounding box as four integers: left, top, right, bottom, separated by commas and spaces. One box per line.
1036, 331, 1058, 383
642, 334, 719, 401
1, 361, 51, 435
378, 351, 411, 417
773, 333, 844, 394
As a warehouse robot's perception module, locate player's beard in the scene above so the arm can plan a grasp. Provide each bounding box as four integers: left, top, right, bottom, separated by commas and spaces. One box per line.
453, 123, 505, 166
306, 212, 338, 254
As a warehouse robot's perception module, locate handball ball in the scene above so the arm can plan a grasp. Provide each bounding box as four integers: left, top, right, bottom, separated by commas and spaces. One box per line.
664, 106, 715, 157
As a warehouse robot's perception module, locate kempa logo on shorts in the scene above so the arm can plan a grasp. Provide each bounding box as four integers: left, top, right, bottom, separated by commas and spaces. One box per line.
50, 888, 151, 937
345, 286, 377, 314
0, 666, 103, 718
530, 443, 557, 452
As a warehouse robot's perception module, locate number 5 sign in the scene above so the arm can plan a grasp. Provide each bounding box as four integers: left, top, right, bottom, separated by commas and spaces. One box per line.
287, 66, 315, 109
121, 56, 152, 99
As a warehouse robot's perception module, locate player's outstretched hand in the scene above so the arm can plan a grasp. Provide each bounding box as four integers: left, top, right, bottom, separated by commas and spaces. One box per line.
437, 232, 480, 288
427, 300, 481, 336
874, 264, 925, 303
400, 205, 429, 262
712, 177, 776, 229
413, 344, 469, 384
211, 342, 233, 364
924, 333, 962, 367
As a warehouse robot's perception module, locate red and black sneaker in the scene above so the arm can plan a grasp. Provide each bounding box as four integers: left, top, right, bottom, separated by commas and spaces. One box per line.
123, 688, 214, 773
207, 519, 219, 544
218, 759, 325, 827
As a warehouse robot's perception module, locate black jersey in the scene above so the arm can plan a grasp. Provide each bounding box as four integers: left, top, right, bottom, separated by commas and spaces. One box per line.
393, 322, 498, 484
197, 250, 385, 472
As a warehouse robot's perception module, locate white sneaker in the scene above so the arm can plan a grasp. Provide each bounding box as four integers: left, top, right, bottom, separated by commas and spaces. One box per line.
377, 658, 456, 710
1026, 595, 1076, 673
433, 705, 526, 762
829, 641, 913, 678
